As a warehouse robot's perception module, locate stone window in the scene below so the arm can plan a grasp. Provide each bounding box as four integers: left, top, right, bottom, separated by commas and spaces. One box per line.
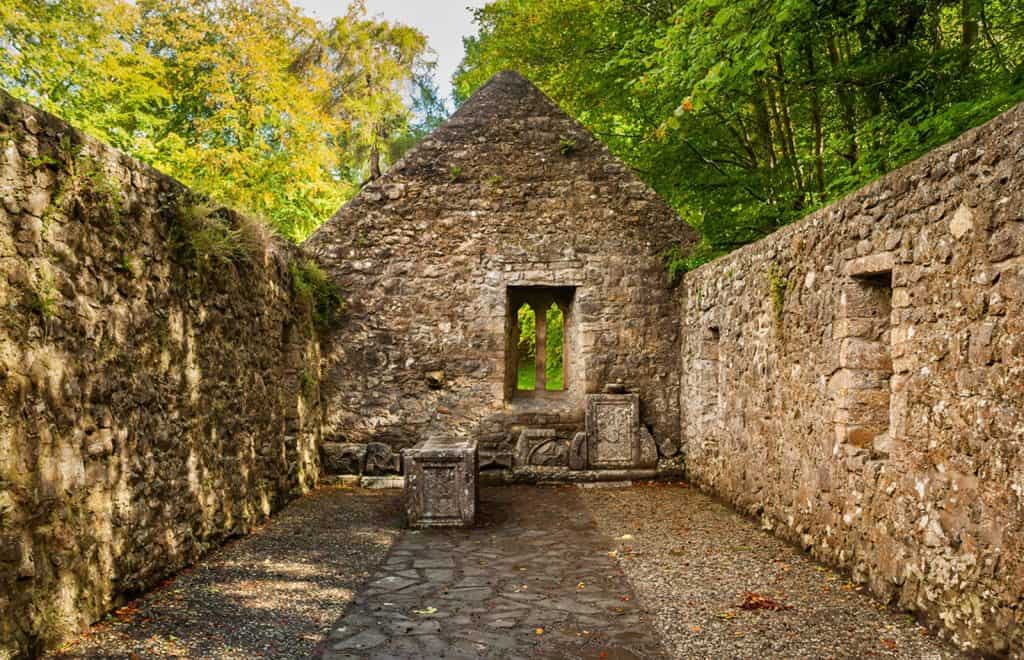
835, 253, 894, 455
506, 287, 574, 399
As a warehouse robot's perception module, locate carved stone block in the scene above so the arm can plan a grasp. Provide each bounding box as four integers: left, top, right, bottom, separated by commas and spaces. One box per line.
586, 393, 640, 469
515, 429, 568, 467
403, 436, 478, 528
569, 432, 588, 470
364, 442, 401, 475
638, 426, 658, 469
321, 442, 366, 475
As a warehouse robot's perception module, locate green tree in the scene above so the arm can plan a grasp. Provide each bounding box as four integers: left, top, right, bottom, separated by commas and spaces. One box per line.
0, 0, 442, 240
455, 0, 1024, 264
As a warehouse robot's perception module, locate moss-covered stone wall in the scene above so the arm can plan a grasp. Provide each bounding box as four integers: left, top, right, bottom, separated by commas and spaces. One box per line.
0, 90, 323, 657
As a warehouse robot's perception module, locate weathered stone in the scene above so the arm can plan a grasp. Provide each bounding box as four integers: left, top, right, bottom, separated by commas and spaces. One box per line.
569, 431, 588, 470
845, 252, 894, 277
305, 70, 695, 459
0, 89, 323, 658
656, 434, 679, 459
514, 428, 567, 467
949, 203, 973, 238
364, 442, 401, 475
586, 393, 640, 469
424, 370, 445, 389
403, 436, 478, 528
638, 426, 657, 469
479, 449, 512, 470
680, 101, 1024, 656
321, 442, 366, 475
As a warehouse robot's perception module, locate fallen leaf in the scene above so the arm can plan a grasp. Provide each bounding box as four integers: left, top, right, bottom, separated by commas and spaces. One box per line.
689, 625, 701, 633
617, 534, 634, 541
717, 611, 737, 620
413, 606, 437, 616
881, 638, 897, 650
738, 592, 792, 611
535, 628, 544, 635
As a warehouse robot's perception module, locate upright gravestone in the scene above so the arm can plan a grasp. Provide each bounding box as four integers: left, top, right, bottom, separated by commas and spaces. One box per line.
586, 392, 655, 469
403, 436, 478, 528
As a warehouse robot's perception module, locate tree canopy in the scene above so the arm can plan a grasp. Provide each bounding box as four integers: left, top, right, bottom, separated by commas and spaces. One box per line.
454, 0, 1024, 269
0, 0, 445, 240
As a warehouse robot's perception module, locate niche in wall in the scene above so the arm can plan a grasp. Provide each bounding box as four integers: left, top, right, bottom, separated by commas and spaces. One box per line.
835, 255, 894, 453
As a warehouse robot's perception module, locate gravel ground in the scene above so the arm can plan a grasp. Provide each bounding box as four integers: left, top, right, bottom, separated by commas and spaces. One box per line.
580, 481, 965, 660
48, 481, 969, 659
48, 486, 402, 659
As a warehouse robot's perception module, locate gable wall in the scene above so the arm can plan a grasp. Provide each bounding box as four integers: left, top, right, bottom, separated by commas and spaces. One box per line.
306, 73, 696, 462
679, 103, 1024, 654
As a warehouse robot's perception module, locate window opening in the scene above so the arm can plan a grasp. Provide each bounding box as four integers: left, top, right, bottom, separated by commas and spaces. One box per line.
545, 303, 565, 391
516, 303, 536, 391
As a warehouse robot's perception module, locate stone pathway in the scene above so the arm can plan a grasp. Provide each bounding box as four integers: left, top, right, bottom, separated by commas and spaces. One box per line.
317, 486, 663, 659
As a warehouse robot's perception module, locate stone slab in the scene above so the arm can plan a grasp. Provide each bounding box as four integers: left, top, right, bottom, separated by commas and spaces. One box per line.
586, 393, 640, 469
514, 428, 568, 467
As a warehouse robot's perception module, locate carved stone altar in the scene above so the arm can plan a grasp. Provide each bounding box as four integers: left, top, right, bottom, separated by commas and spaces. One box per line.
403, 436, 478, 528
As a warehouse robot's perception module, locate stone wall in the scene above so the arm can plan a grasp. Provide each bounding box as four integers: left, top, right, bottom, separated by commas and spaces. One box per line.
306, 72, 696, 469
680, 103, 1023, 654
0, 91, 323, 656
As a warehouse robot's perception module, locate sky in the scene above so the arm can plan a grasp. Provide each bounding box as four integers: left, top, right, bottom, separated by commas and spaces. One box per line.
292, 0, 489, 104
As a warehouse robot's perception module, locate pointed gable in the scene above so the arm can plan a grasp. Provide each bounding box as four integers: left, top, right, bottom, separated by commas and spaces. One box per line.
305, 70, 696, 459
305, 70, 695, 255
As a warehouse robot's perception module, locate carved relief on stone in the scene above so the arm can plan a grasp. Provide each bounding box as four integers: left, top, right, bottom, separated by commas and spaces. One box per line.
515, 429, 568, 467
586, 393, 639, 468
403, 436, 478, 528
422, 465, 458, 518
569, 432, 588, 470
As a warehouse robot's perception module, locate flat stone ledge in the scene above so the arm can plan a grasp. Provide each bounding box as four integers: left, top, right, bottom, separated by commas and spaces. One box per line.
480, 462, 684, 485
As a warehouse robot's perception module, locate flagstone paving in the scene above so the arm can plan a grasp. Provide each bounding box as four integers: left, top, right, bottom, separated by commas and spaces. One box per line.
317, 486, 662, 659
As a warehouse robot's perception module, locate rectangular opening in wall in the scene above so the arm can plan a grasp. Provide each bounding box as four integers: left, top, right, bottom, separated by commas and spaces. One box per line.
835, 269, 893, 454
506, 286, 574, 400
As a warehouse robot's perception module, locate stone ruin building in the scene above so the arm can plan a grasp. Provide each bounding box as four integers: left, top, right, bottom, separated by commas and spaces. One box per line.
304, 71, 695, 479
0, 70, 1021, 656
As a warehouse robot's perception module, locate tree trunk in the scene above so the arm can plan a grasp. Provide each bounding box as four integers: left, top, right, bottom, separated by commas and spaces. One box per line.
369, 144, 382, 181
804, 45, 826, 193
961, 0, 982, 73
751, 74, 778, 198
827, 36, 859, 164
773, 52, 804, 198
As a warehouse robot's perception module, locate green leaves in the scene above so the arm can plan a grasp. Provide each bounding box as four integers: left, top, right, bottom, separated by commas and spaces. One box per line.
454, 0, 1024, 256
1, 0, 440, 242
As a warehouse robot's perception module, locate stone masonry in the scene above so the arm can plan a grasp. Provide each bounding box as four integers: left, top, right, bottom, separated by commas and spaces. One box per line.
0, 90, 323, 657
680, 103, 1024, 655
1, 71, 1022, 659
305, 71, 697, 469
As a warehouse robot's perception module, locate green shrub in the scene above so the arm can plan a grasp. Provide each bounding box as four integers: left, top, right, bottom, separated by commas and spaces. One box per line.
290, 259, 344, 331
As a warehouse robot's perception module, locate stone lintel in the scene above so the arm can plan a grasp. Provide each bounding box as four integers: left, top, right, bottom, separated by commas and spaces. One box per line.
845, 252, 894, 278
